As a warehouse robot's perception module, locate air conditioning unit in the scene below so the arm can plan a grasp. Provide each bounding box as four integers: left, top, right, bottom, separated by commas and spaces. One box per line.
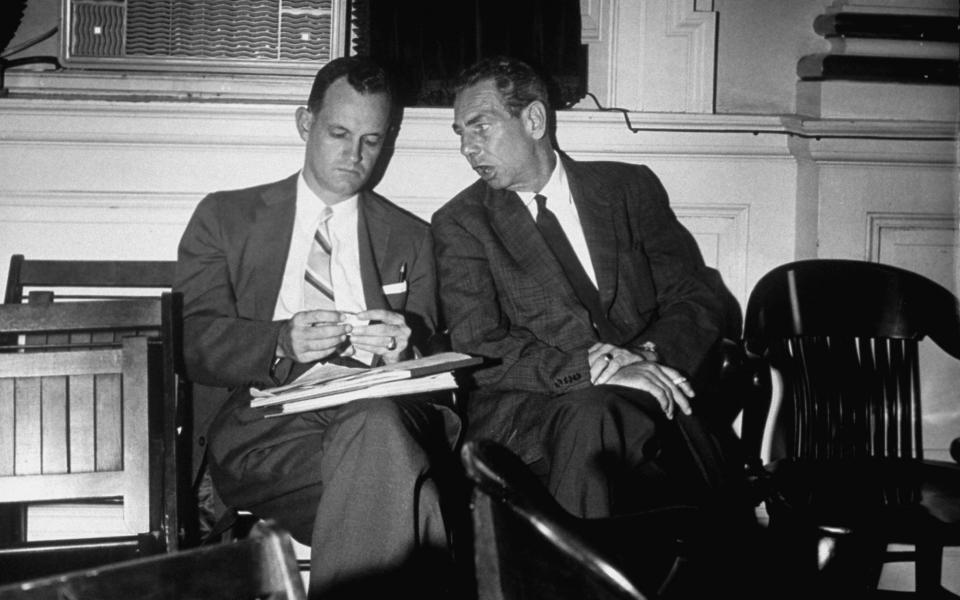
61, 0, 350, 75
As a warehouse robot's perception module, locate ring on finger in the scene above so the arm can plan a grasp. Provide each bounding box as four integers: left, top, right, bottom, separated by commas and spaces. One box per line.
386, 336, 397, 351
603, 353, 614, 363
672, 376, 687, 385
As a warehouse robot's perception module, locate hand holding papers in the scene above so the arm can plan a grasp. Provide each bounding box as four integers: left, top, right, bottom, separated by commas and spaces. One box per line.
250, 352, 481, 417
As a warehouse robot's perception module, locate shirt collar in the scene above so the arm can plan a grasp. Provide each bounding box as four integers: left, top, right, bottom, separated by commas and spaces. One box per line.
297, 171, 358, 220
519, 152, 567, 210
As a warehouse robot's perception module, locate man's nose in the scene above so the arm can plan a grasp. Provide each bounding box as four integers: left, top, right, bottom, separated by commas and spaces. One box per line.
460, 135, 479, 158
347, 141, 363, 163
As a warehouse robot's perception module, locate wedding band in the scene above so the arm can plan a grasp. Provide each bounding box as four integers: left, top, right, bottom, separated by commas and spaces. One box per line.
672, 377, 687, 385
603, 353, 613, 362
386, 336, 397, 351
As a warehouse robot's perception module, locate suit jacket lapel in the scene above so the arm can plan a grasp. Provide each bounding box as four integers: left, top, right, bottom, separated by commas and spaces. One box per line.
486, 187, 593, 331
357, 191, 389, 311
249, 173, 297, 320
565, 159, 619, 311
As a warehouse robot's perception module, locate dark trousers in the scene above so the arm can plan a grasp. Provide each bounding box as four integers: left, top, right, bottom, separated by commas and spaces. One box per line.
207, 394, 461, 599
526, 385, 691, 519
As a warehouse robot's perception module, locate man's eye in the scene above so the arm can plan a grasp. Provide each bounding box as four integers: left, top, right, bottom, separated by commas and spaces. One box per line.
330, 130, 347, 138
364, 138, 382, 147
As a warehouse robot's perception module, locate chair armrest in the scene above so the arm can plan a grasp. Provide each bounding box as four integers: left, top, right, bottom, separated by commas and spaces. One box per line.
700, 338, 771, 429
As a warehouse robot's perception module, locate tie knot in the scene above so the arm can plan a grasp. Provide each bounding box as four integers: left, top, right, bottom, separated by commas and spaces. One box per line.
534, 194, 547, 211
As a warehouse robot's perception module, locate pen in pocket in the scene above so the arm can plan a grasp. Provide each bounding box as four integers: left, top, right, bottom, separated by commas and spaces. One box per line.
399, 262, 407, 282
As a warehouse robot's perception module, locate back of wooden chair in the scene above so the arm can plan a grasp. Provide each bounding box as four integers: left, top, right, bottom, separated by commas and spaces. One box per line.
3, 255, 176, 304
2, 255, 177, 349
0, 300, 173, 582
0, 521, 306, 600
2, 255, 188, 555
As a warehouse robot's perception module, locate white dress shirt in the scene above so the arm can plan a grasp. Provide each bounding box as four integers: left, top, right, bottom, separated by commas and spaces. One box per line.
274, 172, 367, 320
518, 154, 599, 287
272, 174, 374, 364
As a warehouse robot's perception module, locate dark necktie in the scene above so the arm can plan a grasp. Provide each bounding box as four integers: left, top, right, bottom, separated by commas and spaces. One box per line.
534, 194, 618, 341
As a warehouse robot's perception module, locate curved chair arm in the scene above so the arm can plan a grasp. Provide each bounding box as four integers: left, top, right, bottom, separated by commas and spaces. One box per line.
462, 440, 651, 600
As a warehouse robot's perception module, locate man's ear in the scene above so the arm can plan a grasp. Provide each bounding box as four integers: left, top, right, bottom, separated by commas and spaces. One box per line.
522, 100, 549, 140
295, 106, 313, 142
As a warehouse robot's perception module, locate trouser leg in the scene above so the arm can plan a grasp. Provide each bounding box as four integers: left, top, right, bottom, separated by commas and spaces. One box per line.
207, 395, 460, 600
308, 396, 458, 598
538, 385, 672, 519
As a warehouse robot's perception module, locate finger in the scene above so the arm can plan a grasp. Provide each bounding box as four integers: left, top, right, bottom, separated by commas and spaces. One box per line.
661, 375, 693, 416
658, 388, 675, 420
300, 322, 349, 338
588, 343, 615, 366
349, 333, 397, 347
673, 392, 693, 416
589, 350, 617, 383
301, 333, 348, 355
593, 357, 621, 385
355, 308, 404, 325
661, 370, 695, 399
298, 309, 345, 325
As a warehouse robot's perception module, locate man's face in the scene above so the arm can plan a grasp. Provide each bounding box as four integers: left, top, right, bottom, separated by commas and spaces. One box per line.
297, 77, 391, 204
453, 79, 540, 192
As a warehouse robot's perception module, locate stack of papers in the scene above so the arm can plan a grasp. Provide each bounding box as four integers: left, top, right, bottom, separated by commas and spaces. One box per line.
250, 351, 481, 417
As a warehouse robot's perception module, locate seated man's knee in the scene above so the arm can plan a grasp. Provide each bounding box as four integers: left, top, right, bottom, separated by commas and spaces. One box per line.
555, 388, 645, 428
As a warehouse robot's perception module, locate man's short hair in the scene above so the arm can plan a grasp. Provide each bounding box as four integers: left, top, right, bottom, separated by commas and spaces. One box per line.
307, 56, 393, 114
454, 56, 550, 117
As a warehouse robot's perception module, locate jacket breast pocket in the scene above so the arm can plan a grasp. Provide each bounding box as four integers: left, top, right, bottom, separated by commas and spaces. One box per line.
382, 280, 408, 296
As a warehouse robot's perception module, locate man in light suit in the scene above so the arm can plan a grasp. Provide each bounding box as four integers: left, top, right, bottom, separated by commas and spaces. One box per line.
175, 57, 460, 599
432, 56, 728, 520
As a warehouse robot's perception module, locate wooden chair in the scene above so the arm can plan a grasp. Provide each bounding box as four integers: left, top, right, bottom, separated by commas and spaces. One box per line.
461, 439, 655, 600
1, 255, 192, 551
0, 521, 306, 600
0, 300, 172, 583
741, 259, 960, 598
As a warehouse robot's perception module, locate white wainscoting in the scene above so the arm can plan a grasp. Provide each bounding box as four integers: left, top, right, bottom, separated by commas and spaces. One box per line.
0, 100, 802, 314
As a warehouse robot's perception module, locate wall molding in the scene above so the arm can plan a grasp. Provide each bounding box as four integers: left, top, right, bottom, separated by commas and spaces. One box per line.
867, 212, 959, 263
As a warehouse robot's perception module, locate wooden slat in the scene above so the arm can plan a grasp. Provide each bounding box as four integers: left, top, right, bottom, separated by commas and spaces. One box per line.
0, 379, 14, 476
0, 471, 127, 503
0, 349, 121, 378
69, 374, 97, 473
16, 259, 176, 290
95, 373, 123, 472
41, 376, 69, 474
14, 378, 42, 476
0, 300, 162, 336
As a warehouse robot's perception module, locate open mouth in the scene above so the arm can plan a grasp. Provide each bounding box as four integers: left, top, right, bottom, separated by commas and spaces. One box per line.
474, 165, 494, 179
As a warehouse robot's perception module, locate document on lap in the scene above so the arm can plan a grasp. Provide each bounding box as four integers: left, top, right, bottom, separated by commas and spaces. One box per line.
249, 351, 482, 417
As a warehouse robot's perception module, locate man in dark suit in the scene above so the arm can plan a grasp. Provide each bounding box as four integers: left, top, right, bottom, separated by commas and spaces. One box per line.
175, 57, 459, 599
432, 56, 727, 520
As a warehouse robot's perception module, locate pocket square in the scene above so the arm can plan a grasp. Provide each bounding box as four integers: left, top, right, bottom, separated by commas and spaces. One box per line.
382, 280, 408, 295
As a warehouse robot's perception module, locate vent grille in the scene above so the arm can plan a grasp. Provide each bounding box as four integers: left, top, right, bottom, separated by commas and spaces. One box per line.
65, 0, 343, 73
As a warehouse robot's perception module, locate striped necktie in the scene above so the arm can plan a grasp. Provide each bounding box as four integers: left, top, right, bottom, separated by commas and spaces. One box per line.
304, 206, 336, 309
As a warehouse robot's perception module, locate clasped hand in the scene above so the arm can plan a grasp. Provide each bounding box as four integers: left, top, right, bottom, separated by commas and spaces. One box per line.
587, 342, 694, 420
277, 308, 411, 364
